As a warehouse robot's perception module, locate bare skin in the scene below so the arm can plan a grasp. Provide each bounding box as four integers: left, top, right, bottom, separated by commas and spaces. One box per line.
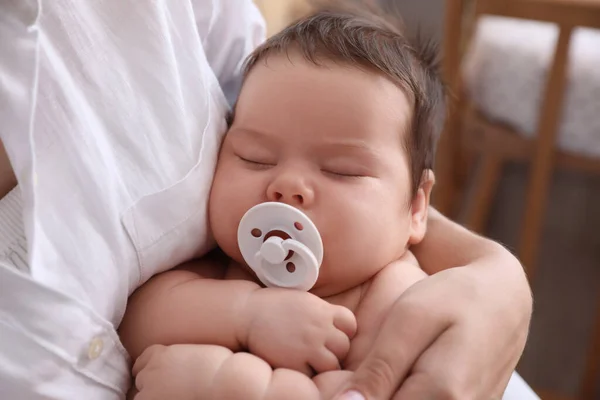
124, 250, 427, 400
119, 52, 435, 398
120, 51, 531, 400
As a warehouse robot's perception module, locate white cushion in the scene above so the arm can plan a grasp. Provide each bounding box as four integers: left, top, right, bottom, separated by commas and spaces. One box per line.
464, 16, 600, 158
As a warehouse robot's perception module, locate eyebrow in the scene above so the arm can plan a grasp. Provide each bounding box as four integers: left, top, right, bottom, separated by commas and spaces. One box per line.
317, 139, 380, 157
229, 126, 382, 161
228, 127, 281, 144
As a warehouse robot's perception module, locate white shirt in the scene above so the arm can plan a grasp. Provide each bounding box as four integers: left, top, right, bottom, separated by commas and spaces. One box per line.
0, 1, 265, 398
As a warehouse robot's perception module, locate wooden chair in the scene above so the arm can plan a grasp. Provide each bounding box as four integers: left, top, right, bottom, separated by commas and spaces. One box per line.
436, 0, 600, 399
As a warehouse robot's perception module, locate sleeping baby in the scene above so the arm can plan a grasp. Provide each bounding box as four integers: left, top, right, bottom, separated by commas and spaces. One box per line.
119, 5, 446, 399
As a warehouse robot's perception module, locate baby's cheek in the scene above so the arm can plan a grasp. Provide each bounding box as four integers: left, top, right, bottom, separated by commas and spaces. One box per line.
209, 200, 239, 256
212, 220, 243, 262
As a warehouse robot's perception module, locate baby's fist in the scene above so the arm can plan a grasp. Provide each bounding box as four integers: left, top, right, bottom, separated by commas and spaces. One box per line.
239, 288, 357, 376
131, 345, 205, 400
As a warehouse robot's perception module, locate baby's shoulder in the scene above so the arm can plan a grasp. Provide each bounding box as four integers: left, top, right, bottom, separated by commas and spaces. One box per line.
379, 250, 422, 277
366, 251, 427, 298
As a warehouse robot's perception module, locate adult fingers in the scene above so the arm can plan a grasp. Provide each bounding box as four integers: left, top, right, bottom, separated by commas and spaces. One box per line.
392, 326, 473, 400
393, 324, 513, 400
332, 298, 452, 400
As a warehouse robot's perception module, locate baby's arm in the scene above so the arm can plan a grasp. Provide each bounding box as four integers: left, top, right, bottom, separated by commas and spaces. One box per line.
130, 270, 427, 400
131, 344, 346, 400
119, 253, 356, 373
119, 253, 261, 360
345, 251, 428, 369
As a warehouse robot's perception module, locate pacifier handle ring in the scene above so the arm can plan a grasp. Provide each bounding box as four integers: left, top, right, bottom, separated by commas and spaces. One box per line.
260, 236, 287, 264
253, 238, 320, 290
281, 240, 319, 272
253, 251, 270, 286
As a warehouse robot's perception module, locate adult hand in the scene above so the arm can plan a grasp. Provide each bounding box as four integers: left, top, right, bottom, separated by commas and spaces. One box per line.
331, 253, 532, 400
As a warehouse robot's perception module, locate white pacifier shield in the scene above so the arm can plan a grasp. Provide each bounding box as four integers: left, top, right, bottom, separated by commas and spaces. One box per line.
237, 202, 323, 291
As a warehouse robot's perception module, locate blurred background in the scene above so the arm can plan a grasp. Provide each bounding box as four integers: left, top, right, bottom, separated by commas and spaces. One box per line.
253, 1, 600, 399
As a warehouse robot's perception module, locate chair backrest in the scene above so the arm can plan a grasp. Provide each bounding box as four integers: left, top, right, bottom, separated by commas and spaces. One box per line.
443, 0, 600, 115
477, 0, 600, 29
434, 0, 600, 213
442, 0, 600, 112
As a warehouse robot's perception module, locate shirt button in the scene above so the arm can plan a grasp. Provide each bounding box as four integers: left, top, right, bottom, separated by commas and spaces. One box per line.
88, 337, 104, 360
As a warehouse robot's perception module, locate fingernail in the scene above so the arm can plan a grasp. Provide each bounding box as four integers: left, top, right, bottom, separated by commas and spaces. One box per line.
337, 390, 365, 400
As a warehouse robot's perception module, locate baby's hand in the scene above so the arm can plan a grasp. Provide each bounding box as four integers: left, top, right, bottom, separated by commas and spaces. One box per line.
131, 344, 215, 400
240, 288, 357, 376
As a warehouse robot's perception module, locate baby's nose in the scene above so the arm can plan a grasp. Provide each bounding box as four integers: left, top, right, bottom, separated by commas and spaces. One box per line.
266, 173, 314, 207
271, 191, 304, 205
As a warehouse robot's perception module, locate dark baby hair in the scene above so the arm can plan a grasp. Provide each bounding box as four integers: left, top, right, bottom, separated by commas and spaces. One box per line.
240, 1, 447, 195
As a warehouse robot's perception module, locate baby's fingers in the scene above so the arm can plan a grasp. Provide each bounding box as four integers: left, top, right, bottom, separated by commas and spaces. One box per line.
332, 305, 357, 339
309, 348, 341, 374
132, 344, 166, 376
326, 329, 352, 362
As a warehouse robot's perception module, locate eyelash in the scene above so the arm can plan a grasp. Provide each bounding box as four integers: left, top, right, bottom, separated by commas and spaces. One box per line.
322, 170, 364, 179
237, 155, 364, 179
237, 156, 274, 168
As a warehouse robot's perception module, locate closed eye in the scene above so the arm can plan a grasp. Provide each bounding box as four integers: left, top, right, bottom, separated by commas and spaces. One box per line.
322, 169, 365, 179
237, 155, 275, 168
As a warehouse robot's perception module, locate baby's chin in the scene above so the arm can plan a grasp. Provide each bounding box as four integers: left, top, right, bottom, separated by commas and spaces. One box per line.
308, 261, 369, 297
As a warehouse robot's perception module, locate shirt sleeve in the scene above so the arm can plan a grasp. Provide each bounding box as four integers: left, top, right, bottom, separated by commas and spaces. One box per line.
0, 1, 40, 187
193, 0, 267, 106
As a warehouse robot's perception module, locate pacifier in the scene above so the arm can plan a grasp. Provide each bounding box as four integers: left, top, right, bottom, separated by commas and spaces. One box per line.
237, 202, 323, 291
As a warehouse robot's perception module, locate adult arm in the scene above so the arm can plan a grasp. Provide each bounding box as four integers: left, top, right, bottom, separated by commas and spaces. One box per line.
414, 207, 525, 275
333, 208, 533, 400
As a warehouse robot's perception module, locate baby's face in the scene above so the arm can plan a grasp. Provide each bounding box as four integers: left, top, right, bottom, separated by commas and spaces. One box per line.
209, 54, 427, 296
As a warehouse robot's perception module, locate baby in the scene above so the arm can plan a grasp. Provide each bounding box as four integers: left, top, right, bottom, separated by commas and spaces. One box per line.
119, 5, 446, 399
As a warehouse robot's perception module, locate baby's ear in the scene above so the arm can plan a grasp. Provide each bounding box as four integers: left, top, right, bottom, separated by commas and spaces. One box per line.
408, 169, 435, 245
